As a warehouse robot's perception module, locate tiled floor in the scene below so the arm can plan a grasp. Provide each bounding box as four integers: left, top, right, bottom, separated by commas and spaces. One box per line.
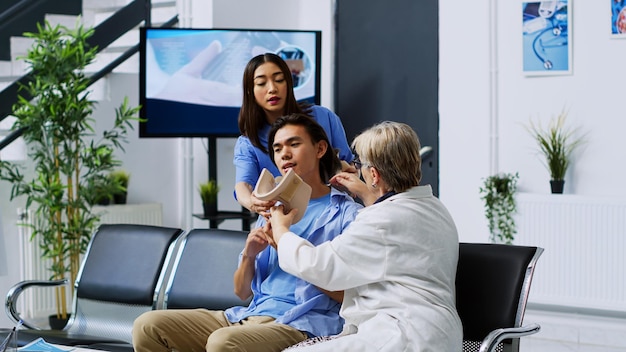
521, 309, 626, 351
15, 309, 626, 351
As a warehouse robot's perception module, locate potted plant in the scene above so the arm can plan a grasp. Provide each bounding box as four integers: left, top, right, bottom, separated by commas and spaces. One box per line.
90, 175, 115, 206
109, 169, 130, 204
199, 179, 220, 217
0, 21, 140, 328
479, 172, 519, 244
526, 109, 584, 194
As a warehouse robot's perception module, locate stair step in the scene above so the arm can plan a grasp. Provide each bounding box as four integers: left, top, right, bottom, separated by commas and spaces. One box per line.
0, 82, 11, 93
105, 29, 139, 51
0, 115, 28, 161
44, 14, 82, 28
150, 5, 178, 26
9, 36, 35, 77
83, 0, 175, 11
0, 115, 16, 129
152, 0, 177, 9
82, 0, 132, 11
88, 5, 176, 28
83, 0, 176, 21
88, 77, 110, 102
0, 61, 11, 78
87, 51, 138, 73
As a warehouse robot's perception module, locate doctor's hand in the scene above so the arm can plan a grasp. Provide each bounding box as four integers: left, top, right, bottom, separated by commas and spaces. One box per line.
331, 171, 366, 196
340, 160, 358, 174
267, 205, 298, 245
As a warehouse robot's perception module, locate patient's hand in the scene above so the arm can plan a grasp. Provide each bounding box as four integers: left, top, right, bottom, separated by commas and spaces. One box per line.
244, 227, 269, 257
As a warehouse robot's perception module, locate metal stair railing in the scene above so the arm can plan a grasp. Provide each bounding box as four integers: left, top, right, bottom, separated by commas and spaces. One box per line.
0, 0, 82, 61
0, 0, 179, 153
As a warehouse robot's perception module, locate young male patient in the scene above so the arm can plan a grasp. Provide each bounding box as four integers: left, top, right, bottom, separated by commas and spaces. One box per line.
132, 113, 362, 352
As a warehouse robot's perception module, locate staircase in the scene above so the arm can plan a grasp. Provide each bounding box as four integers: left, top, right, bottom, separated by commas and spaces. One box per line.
0, 0, 178, 79
0, 0, 178, 158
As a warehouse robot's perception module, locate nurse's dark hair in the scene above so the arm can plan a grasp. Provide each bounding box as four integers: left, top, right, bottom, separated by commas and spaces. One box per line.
238, 53, 311, 153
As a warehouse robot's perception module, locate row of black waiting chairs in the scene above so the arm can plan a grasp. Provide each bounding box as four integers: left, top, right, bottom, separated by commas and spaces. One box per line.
3, 224, 543, 352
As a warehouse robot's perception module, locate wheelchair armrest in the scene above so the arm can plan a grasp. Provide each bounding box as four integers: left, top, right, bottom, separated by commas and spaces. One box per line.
5, 279, 69, 330
479, 323, 541, 352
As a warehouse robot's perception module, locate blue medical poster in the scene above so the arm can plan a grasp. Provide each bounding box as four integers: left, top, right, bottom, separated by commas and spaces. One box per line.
522, 1, 572, 75
611, 0, 626, 36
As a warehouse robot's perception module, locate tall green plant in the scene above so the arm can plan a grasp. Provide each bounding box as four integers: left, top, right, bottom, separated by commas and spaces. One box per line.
0, 21, 141, 320
479, 173, 519, 244
526, 109, 584, 181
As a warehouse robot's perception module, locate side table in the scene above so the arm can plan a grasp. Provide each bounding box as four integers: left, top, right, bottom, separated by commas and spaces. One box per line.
193, 210, 257, 231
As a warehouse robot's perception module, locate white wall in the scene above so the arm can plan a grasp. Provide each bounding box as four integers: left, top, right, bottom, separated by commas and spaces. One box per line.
439, 0, 626, 243
0, 183, 24, 327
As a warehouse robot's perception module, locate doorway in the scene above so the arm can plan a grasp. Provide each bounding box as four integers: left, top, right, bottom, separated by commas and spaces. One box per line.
334, 0, 439, 195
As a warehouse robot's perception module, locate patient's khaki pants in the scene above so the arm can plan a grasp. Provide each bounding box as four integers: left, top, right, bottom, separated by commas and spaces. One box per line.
132, 309, 308, 352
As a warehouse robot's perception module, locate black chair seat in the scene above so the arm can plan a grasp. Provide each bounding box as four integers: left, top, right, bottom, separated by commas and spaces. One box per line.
5, 224, 183, 347
456, 242, 543, 352
163, 228, 251, 310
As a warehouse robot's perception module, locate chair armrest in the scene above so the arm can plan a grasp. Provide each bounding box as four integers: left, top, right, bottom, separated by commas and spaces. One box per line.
5, 279, 68, 330
479, 323, 541, 352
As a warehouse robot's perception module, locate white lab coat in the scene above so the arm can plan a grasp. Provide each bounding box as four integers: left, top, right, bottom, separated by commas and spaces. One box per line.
277, 185, 463, 351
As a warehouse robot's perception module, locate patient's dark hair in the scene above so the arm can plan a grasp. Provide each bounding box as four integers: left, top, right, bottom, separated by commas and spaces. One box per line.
268, 113, 341, 183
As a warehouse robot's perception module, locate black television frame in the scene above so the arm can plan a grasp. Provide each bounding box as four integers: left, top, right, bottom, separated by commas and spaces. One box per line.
138, 27, 322, 138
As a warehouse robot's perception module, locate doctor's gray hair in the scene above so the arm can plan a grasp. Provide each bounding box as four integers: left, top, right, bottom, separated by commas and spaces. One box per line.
351, 121, 421, 192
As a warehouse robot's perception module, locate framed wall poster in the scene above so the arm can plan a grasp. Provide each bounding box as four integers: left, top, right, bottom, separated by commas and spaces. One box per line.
522, 1, 572, 76
611, 0, 626, 37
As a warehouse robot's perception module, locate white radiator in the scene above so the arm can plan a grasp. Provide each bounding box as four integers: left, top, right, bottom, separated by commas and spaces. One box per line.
16, 209, 58, 319
92, 202, 163, 226
17, 203, 164, 319
515, 193, 626, 313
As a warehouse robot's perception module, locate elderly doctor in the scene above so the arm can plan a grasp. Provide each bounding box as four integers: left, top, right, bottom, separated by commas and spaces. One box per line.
266, 121, 463, 351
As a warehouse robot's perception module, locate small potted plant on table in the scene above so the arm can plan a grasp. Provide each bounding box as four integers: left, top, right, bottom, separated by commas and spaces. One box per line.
199, 179, 220, 217
109, 169, 130, 204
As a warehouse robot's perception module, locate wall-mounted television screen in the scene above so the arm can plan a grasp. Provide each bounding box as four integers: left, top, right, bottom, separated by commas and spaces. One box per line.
139, 27, 322, 138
